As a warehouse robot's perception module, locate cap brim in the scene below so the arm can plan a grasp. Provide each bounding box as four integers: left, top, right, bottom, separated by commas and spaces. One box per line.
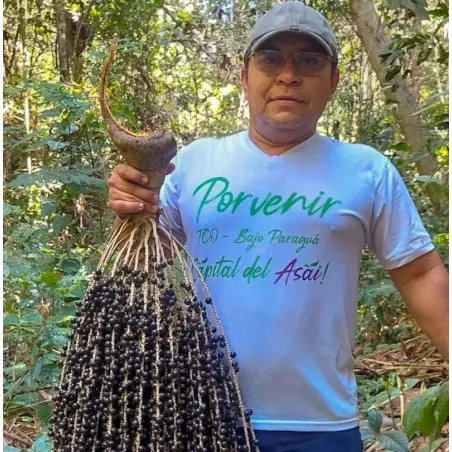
245, 28, 334, 62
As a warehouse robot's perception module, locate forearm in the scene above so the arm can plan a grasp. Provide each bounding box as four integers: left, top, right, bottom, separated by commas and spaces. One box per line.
396, 264, 449, 359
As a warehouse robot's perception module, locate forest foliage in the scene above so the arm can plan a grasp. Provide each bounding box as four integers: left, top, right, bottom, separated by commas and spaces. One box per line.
3, 0, 449, 450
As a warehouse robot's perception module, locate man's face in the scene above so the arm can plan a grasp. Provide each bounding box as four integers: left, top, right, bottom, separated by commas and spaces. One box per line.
241, 32, 339, 137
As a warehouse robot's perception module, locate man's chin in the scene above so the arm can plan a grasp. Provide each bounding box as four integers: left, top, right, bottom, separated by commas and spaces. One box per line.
262, 113, 309, 130
253, 114, 316, 145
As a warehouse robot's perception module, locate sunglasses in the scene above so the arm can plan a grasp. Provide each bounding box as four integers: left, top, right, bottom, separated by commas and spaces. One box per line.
252, 49, 336, 76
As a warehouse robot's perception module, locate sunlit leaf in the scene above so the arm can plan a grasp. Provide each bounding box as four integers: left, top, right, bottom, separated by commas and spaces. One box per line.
39, 270, 61, 286
46, 140, 70, 151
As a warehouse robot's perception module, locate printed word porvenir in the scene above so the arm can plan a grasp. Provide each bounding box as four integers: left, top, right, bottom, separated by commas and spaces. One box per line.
193, 176, 342, 222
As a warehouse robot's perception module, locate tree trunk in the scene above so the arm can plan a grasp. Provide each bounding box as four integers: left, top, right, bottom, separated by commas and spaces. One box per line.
349, 0, 441, 207
18, 0, 32, 174
55, 0, 69, 81
359, 50, 372, 140
230, 0, 235, 23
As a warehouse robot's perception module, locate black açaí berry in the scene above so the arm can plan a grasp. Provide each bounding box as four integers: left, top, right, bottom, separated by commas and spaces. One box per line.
51, 224, 258, 451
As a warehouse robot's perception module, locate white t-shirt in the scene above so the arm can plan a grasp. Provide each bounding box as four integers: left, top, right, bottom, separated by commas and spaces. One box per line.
160, 130, 433, 432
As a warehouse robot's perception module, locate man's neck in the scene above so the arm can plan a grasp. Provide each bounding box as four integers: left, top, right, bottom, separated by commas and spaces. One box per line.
248, 125, 316, 156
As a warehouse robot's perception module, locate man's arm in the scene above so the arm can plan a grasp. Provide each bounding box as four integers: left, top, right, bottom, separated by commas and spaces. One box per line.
388, 250, 449, 360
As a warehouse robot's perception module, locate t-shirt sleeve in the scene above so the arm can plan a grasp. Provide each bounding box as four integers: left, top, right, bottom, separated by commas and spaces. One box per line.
159, 155, 187, 245
367, 160, 434, 270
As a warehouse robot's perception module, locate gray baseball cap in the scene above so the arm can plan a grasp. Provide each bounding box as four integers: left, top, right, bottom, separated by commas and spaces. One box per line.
244, 1, 338, 63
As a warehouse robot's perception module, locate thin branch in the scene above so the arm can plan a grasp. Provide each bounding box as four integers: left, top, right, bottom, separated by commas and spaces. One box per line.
84, 126, 96, 170
3, 429, 31, 447
135, 64, 156, 98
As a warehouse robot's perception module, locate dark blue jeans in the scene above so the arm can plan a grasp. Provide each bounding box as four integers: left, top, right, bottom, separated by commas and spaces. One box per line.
255, 427, 363, 452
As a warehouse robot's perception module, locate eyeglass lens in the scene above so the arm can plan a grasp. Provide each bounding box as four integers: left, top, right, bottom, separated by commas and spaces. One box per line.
255, 50, 330, 75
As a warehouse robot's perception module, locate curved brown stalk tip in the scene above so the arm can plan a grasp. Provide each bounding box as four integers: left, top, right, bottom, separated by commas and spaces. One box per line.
99, 39, 177, 173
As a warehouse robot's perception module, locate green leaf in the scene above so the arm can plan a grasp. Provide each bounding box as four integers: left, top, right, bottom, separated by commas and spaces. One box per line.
388, 0, 402, 8
418, 438, 447, 452
404, 386, 442, 439
55, 123, 79, 135
419, 388, 440, 437
401, 0, 429, 18
60, 258, 81, 275
59, 315, 74, 324
46, 140, 70, 151
368, 408, 383, 433
385, 67, 401, 81
4, 262, 11, 278
176, 9, 192, 21
8, 168, 106, 191
4, 363, 27, 375
40, 107, 61, 118
377, 431, 410, 452
32, 357, 44, 379
40, 270, 60, 286
4, 313, 20, 326
414, 175, 444, 185
41, 200, 57, 217
361, 279, 396, 306
403, 393, 423, 438
418, 47, 433, 65
52, 215, 73, 233
368, 388, 402, 409
433, 381, 449, 437
4, 202, 22, 217
21, 312, 43, 325
68, 284, 86, 299
5, 131, 42, 152
36, 402, 53, 426
13, 393, 40, 405
31, 435, 52, 452
429, 3, 448, 18
375, 305, 385, 324
405, 379, 420, 390
391, 142, 410, 152
360, 427, 375, 443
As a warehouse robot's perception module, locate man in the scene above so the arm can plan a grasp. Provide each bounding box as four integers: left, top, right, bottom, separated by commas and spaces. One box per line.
107, 2, 449, 451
